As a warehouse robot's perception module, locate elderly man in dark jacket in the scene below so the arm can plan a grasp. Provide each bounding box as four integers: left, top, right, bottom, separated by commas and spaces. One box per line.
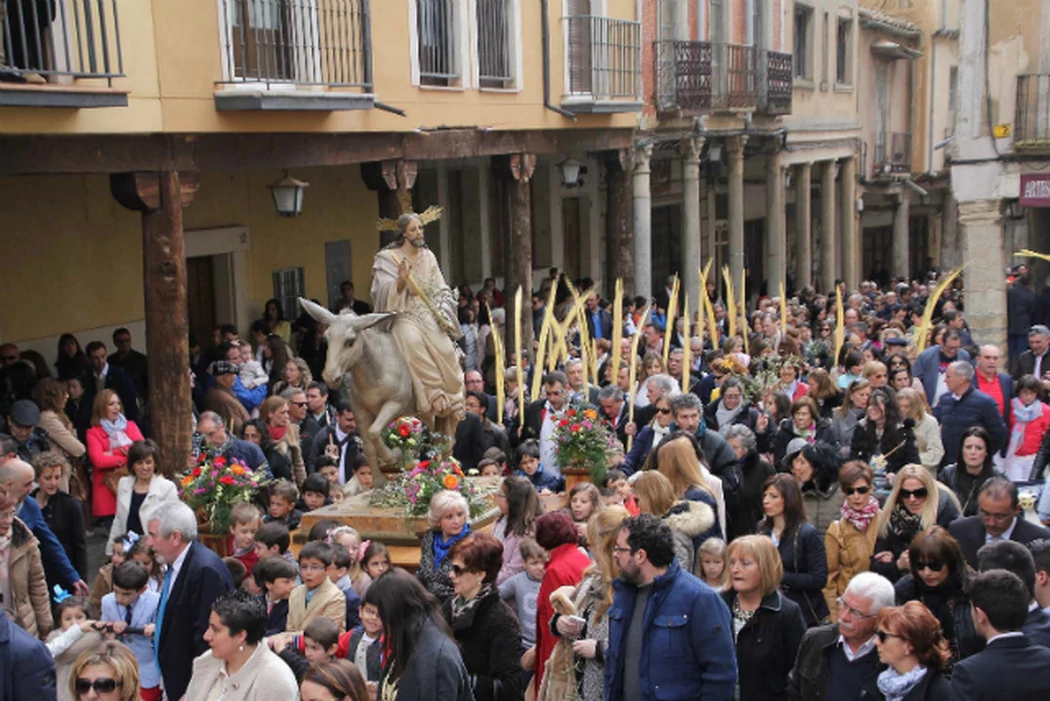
0, 607, 55, 701
932, 361, 1007, 468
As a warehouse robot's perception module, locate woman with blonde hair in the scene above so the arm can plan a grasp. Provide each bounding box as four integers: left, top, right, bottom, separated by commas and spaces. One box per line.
633, 471, 719, 574
70, 640, 142, 701
653, 431, 727, 535
824, 461, 880, 621
721, 536, 806, 701
416, 489, 472, 603
871, 465, 959, 583
897, 388, 944, 475
272, 357, 312, 396
550, 506, 629, 701
257, 395, 307, 485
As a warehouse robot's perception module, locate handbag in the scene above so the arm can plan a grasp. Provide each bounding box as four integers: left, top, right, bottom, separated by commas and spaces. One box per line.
102, 465, 128, 497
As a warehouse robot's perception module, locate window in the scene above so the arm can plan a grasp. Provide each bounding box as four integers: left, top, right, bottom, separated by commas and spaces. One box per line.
417, 0, 460, 85
793, 5, 812, 80
272, 267, 305, 321
836, 17, 852, 85
821, 11, 829, 89
475, 0, 516, 88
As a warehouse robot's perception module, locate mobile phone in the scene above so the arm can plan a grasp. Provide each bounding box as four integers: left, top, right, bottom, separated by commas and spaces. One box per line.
567, 615, 586, 627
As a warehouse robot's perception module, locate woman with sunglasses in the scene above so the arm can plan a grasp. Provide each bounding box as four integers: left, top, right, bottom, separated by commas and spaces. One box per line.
873, 601, 952, 701
824, 462, 881, 621
871, 465, 960, 583
70, 640, 140, 701
849, 387, 920, 496
886, 354, 926, 396
893, 527, 982, 667
937, 426, 1002, 517
831, 378, 872, 459
622, 391, 678, 474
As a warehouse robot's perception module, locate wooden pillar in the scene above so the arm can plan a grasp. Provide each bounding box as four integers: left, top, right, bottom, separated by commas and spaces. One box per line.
604, 149, 633, 293
361, 160, 418, 246
498, 153, 537, 355
110, 170, 198, 478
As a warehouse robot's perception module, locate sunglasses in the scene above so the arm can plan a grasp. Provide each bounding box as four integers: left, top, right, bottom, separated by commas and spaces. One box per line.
915, 560, 945, 572
656, 407, 672, 415
75, 678, 121, 694
450, 564, 473, 577
876, 630, 903, 643
899, 487, 928, 500
843, 486, 870, 496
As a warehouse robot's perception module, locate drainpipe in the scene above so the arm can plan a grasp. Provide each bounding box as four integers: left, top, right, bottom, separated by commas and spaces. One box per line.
542, 0, 577, 120
927, 37, 936, 173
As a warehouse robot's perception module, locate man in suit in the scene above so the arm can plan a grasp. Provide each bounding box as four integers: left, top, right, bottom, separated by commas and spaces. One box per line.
302, 381, 336, 440
1012, 324, 1050, 389
932, 361, 1008, 468
950, 569, 1050, 700
949, 477, 1050, 569
332, 280, 372, 316
78, 340, 139, 436
146, 500, 234, 701
911, 328, 970, 407
977, 539, 1050, 647
973, 344, 1012, 429
108, 327, 149, 400
453, 406, 487, 473
597, 385, 630, 449
464, 370, 498, 419
307, 401, 361, 484
517, 370, 571, 478
565, 358, 599, 406
583, 291, 613, 342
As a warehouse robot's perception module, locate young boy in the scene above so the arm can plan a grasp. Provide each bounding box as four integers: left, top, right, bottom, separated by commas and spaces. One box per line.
498, 538, 546, 657
476, 458, 502, 477
31, 451, 87, 596
337, 599, 384, 685
277, 616, 341, 682
228, 502, 262, 574
342, 454, 374, 498
253, 556, 297, 636
326, 545, 362, 632
253, 521, 299, 576
265, 480, 303, 530
515, 440, 563, 493
604, 469, 639, 515
298, 473, 331, 512
315, 456, 341, 488
286, 542, 346, 634
100, 561, 161, 701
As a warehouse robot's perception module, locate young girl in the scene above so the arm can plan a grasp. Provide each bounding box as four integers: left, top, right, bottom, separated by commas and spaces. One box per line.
568, 482, 602, 545
698, 538, 728, 591
328, 526, 372, 598
362, 541, 391, 581
46, 595, 103, 701
126, 536, 164, 593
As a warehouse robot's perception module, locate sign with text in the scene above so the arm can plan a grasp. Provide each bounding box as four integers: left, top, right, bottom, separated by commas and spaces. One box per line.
1020, 174, 1050, 207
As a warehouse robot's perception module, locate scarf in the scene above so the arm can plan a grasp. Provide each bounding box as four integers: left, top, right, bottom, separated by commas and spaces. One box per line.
449, 584, 494, 625
840, 495, 880, 532
716, 401, 745, 433
100, 415, 134, 449
268, 424, 288, 442
796, 423, 817, 443
433, 524, 471, 568
877, 665, 928, 701
1008, 398, 1044, 460
889, 503, 924, 541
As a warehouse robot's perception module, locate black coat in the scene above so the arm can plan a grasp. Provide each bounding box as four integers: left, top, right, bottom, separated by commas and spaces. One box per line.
732, 452, 775, 540
441, 588, 524, 701
787, 623, 883, 701
156, 541, 235, 701
308, 425, 362, 483
948, 514, 1050, 569
870, 497, 960, 583
937, 463, 1001, 517
898, 670, 951, 701
453, 412, 488, 472
763, 417, 839, 469
932, 387, 1008, 468
950, 634, 1050, 700
849, 419, 920, 475
774, 522, 829, 626
894, 575, 982, 664
34, 489, 88, 583
377, 619, 473, 701
721, 590, 806, 701
703, 399, 759, 434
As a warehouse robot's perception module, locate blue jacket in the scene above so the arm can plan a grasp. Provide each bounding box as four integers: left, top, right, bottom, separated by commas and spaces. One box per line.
932, 386, 1008, 467
604, 560, 737, 701
912, 345, 971, 402
233, 376, 268, 413
622, 425, 658, 475
17, 497, 79, 587
517, 466, 564, 493
0, 608, 55, 701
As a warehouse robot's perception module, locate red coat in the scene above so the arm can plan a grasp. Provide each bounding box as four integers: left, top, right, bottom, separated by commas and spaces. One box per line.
534, 542, 591, 690
1010, 402, 1050, 456
792, 382, 810, 403
86, 422, 144, 518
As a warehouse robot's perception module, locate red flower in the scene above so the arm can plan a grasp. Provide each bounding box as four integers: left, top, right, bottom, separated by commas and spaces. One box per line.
571, 424, 581, 433
191, 467, 202, 478
213, 457, 227, 468
197, 454, 206, 464
567, 409, 577, 417
419, 460, 431, 469
558, 419, 570, 428
398, 424, 411, 438
218, 476, 235, 486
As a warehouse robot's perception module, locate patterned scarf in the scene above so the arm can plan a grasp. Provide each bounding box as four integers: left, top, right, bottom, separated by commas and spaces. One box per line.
100, 415, 133, 449
877, 665, 928, 701
1008, 398, 1044, 460
449, 584, 494, 625
889, 503, 924, 540
840, 495, 880, 532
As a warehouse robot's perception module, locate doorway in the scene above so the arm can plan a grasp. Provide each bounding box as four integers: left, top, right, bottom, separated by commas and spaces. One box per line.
652, 203, 683, 290
186, 256, 218, 345
562, 197, 585, 282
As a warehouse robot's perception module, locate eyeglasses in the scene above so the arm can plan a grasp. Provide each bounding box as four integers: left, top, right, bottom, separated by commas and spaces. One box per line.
613, 546, 633, 554
291, 401, 308, 407
915, 560, 945, 572
843, 486, 870, 496
836, 597, 875, 619
300, 564, 327, 573
450, 564, 474, 577
656, 407, 672, 415
75, 678, 121, 695
876, 630, 904, 643
899, 487, 928, 501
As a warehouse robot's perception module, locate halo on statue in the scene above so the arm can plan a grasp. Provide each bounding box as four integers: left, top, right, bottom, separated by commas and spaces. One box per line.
376, 205, 444, 232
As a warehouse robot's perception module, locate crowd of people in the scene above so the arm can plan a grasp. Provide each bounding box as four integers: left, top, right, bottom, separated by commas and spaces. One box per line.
4, 263, 1050, 700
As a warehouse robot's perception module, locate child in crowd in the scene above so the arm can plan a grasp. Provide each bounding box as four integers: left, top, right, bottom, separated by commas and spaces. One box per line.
46, 595, 103, 701
32, 451, 87, 596
286, 542, 347, 634
698, 537, 728, 591
254, 556, 297, 636
342, 454, 374, 498
237, 341, 269, 391
482, 448, 510, 476
477, 458, 502, 477
88, 534, 127, 616
223, 557, 249, 591
604, 469, 639, 515
315, 456, 341, 488
100, 561, 161, 701
362, 541, 391, 581
228, 502, 262, 575
299, 473, 331, 512
515, 440, 563, 493
325, 544, 362, 631
328, 526, 372, 598
599, 487, 623, 508
568, 482, 602, 544
266, 479, 303, 530
253, 521, 299, 573
498, 539, 546, 668
126, 536, 163, 593
274, 616, 341, 681
337, 598, 384, 686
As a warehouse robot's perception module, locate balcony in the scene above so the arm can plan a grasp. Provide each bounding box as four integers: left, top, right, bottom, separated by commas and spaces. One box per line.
1016, 74, 1050, 148
215, 0, 374, 111
873, 132, 911, 178
758, 49, 792, 115
0, 0, 126, 108
562, 15, 642, 114
653, 40, 711, 115
710, 42, 756, 110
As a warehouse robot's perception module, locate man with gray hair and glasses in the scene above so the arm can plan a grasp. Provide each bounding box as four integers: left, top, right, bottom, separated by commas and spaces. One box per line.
1012, 324, 1050, 389
787, 572, 895, 701
932, 360, 1007, 469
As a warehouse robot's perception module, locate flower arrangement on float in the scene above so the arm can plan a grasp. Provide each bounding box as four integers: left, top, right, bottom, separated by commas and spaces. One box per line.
553, 406, 617, 485
179, 454, 266, 533
381, 416, 431, 469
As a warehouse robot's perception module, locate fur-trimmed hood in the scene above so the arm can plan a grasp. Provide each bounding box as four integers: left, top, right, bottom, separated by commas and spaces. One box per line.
8, 515, 34, 551
663, 499, 716, 539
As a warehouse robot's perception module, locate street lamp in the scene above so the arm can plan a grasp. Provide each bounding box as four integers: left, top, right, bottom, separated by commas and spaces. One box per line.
559, 158, 582, 187
268, 171, 309, 217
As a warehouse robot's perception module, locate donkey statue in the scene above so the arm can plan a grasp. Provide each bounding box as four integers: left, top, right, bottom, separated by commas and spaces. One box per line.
298, 298, 414, 474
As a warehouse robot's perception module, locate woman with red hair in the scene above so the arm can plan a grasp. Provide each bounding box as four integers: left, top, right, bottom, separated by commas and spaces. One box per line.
874, 601, 952, 700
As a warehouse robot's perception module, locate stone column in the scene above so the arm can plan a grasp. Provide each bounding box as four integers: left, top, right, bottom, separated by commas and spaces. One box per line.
604, 149, 633, 292
795, 162, 813, 290
766, 151, 786, 295
632, 143, 654, 300
820, 160, 838, 293
680, 137, 704, 304
893, 192, 911, 280
839, 156, 859, 289
727, 135, 749, 301
958, 199, 1006, 349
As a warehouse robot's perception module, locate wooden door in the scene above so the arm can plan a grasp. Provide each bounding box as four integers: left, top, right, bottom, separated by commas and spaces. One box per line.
186, 256, 217, 347
562, 197, 583, 282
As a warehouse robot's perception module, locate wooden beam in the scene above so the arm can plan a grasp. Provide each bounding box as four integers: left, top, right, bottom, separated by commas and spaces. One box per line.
604, 149, 633, 294
110, 171, 200, 211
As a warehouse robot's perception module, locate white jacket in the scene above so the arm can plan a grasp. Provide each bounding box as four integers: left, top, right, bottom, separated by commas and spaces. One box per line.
106, 474, 179, 554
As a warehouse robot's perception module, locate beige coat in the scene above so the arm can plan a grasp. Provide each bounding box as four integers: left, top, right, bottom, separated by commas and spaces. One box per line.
913, 412, 945, 476
272, 423, 307, 486
106, 474, 179, 555
285, 576, 346, 634
38, 409, 86, 459
183, 643, 299, 701
2, 517, 52, 638
823, 516, 879, 621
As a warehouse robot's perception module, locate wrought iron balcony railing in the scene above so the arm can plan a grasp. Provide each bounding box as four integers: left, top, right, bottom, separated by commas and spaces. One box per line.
873, 132, 911, 176
758, 49, 792, 115
653, 40, 711, 114
710, 42, 756, 110
565, 15, 641, 101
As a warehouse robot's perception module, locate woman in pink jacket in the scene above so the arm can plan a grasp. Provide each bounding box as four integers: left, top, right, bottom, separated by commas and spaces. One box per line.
85, 389, 144, 524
